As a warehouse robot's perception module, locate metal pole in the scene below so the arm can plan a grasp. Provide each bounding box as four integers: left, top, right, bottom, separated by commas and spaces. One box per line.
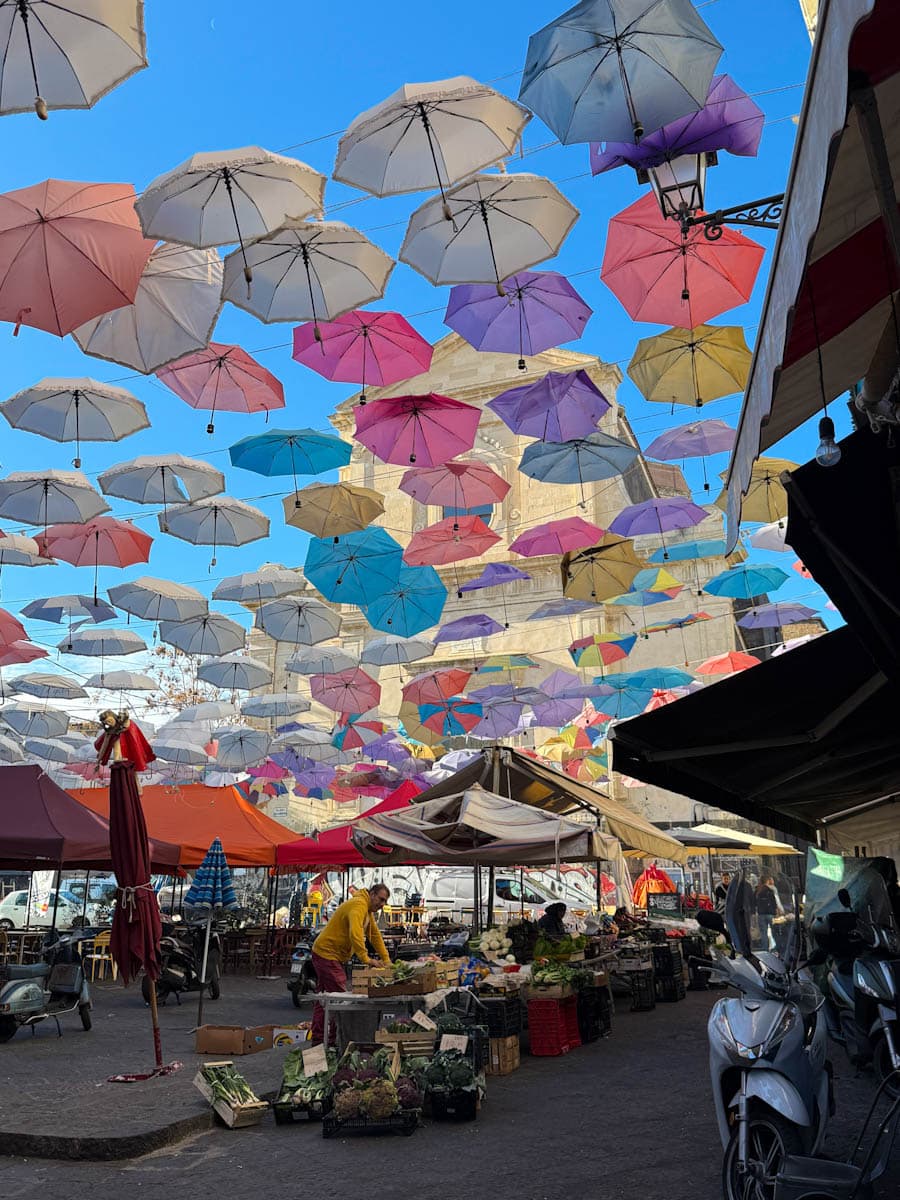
197, 911, 212, 1030
486, 866, 495, 929
80, 870, 91, 926
49, 862, 62, 936
25, 870, 33, 931
596, 861, 602, 912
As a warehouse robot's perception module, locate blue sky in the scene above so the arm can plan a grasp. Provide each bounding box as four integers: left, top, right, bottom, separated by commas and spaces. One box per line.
0, 0, 834, 681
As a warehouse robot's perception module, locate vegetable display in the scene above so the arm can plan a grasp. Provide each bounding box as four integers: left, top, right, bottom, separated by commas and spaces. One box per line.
372, 960, 414, 987
533, 932, 587, 961
479, 927, 516, 964
422, 1049, 479, 1093
279, 1047, 337, 1107
330, 1046, 407, 1121
200, 1064, 260, 1107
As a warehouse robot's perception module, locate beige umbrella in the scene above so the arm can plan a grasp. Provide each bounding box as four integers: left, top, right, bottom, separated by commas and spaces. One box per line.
283, 481, 384, 535
714, 456, 797, 523
562, 534, 645, 602
627, 325, 752, 408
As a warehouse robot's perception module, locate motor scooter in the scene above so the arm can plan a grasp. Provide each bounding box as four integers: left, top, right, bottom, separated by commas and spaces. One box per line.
287, 928, 316, 1008
0, 929, 92, 1042
699, 874, 832, 1200
141, 915, 222, 1005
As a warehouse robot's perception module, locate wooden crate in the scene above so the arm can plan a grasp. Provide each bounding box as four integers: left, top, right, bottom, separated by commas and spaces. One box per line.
375, 1030, 436, 1057
193, 1062, 269, 1129
367, 964, 437, 998
340, 1041, 401, 1080
351, 965, 392, 994
485, 1034, 520, 1077
523, 983, 574, 1000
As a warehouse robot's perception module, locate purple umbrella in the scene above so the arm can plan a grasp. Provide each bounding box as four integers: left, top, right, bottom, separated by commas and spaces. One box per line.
737, 602, 819, 629
527, 598, 597, 621
270, 748, 315, 774
445, 270, 592, 369
460, 562, 530, 591
644, 418, 735, 493
361, 733, 413, 765
533, 670, 589, 727
590, 75, 764, 175
609, 497, 708, 560
295, 763, 338, 790
487, 369, 610, 442
434, 613, 505, 644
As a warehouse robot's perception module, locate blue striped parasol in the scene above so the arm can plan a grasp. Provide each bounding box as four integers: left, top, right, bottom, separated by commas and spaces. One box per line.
184, 838, 238, 910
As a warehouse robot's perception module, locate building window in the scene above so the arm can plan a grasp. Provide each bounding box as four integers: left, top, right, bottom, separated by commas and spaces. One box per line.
442, 504, 493, 526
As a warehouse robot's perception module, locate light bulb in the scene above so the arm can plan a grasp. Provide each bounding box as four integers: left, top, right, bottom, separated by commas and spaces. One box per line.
815, 416, 841, 467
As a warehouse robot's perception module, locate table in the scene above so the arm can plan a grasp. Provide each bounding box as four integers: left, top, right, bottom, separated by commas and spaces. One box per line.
318, 990, 438, 1051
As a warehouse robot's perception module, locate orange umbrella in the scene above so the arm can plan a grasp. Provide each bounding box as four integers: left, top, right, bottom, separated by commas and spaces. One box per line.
696, 650, 760, 675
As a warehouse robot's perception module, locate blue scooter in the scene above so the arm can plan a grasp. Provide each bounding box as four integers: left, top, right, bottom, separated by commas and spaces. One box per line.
0, 929, 92, 1042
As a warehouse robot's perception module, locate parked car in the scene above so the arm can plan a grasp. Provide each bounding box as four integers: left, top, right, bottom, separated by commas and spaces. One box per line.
0, 888, 93, 931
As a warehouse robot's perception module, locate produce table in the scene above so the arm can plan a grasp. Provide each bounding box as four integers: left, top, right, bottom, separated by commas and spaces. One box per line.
319, 990, 447, 1051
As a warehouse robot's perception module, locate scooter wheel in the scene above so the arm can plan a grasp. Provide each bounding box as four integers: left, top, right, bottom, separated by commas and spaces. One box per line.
0, 1016, 17, 1043
208, 967, 221, 1001
722, 1109, 805, 1200
290, 987, 302, 1009
79, 1003, 92, 1031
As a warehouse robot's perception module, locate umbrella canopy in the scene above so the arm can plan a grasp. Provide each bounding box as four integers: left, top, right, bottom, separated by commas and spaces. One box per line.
399, 460, 509, 509
737, 602, 818, 630
715, 456, 796, 524
354, 392, 481, 467
401, 172, 579, 289
403, 668, 472, 706
158, 612, 245, 657
73, 243, 223, 374
403, 515, 500, 567
12, 673, 86, 700
488, 369, 610, 442
628, 324, 752, 408
107, 758, 162, 990
0, 606, 28, 645
292, 310, 432, 402
0, 532, 50, 569
0, 641, 47, 668
527, 597, 596, 621
60, 627, 146, 664
519, 432, 639, 490
212, 565, 301, 604
704, 563, 789, 599
160, 496, 269, 567
509, 516, 605, 558
229, 428, 351, 496
434, 613, 504, 643
84, 669, 157, 691
609, 497, 708, 550
305, 527, 404, 607
0, 733, 24, 763
0, 469, 108, 527
445, 270, 592, 365
562, 533, 645, 601
183, 838, 238, 910
630, 666, 694, 689
197, 654, 273, 692
645, 418, 736, 462
696, 651, 760, 676
1, 378, 148, 468
97, 454, 224, 507
311, 667, 381, 714
156, 342, 285, 434
362, 566, 446, 637
285, 646, 357, 676
240, 692, 310, 719
221, 219, 394, 326
332, 719, 386, 752
216, 729, 272, 771
1, 702, 67, 738
360, 635, 434, 668
256, 595, 341, 644
37, 517, 151, 574
108, 576, 207, 624
602, 193, 765, 328
21, 593, 115, 624
461, 562, 530, 591
0, 179, 152, 336
519, 0, 723, 145
419, 697, 482, 738
283, 481, 385, 537
608, 566, 683, 606
568, 632, 637, 668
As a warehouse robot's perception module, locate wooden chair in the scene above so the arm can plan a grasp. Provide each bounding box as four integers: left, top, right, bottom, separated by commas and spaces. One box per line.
82, 930, 118, 981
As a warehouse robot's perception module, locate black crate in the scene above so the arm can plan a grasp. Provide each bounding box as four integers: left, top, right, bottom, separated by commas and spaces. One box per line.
479, 995, 523, 1038
647, 928, 668, 944
273, 1095, 332, 1125
577, 989, 612, 1044
628, 968, 656, 1012
322, 1110, 418, 1138
651, 943, 684, 978
655, 974, 687, 1003
427, 1089, 480, 1121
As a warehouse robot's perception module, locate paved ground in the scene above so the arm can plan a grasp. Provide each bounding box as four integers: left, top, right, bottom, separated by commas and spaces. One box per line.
0, 975, 897, 1199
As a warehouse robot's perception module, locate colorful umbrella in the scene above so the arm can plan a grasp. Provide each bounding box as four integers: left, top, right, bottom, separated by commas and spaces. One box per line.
156, 343, 285, 434
434, 613, 505, 644
704, 562, 789, 599
399, 460, 509, 508
488, 369, 610, 442
362, 565, 447, 637
160, 496, 269, 567
305, 527, 404, 607
509, 516, 605, 558
591, 681, 654, 719
562, 533, 645, 601
737, 602, 818, 629
608, 566, 683, 606
519, 432, 639, 498
419, 696, 483, 738
332, 718, 386, 752
256, 595, 341, 644
628, 324, 752, 409
568, 632, 637, 668
284, 481, 385, 535
0, 469, 109, 528
354, 393, 480, 466
714, 456, 797, 523
609, 496, 708, 559
445, 270, 592, 368
403, 668, 472, 706
601, 193, 764, 328
37, 517, 152, 604
183, 836, 238, 1027
696, 651, 760, 675
403, 515, 500, 567
292, 310, 432, 403
229, 428, 351, 499
311, 667, 381, 714
531, 669, 589, 726
642, 610, 712, 635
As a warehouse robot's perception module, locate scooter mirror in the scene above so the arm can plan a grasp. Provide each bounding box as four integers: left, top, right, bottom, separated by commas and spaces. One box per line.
837, 887, 852, 909
696, 909, 727, 936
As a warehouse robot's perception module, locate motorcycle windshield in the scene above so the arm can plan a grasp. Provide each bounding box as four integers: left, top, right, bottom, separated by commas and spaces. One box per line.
805, 848, 899, 934
727, 870, 801, 967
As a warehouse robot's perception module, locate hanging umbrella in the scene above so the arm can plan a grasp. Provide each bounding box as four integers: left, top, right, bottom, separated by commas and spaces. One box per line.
21, 593, 115, 624
0, 533, 51, 572
567, 632, 637, 668
737, 602, 818, 629
714, 456, 797, 524
158, 612, 245, 657
12, 673, 87, 700
629, 666, 694, 689
471, 696, 525, 740
748, 520, 790, 553
334, 76, 530, 205
0, 702, 67, 738
108, 577, 208, 624
215, 728, 272, 771
212, 565, 301, 604
311, 667, 381, 714
696, 651, 760, 675
399, 461, 509, 509
241, 693, 310, 719
434, 613, 504, 644
221, 219, 394, 327
418, 696, 483, 738
772, 636, 815, 658
60, 626, 146, 657
645, 419, 735, 461
360, 635, 435, 668
0, 179, 152, 336
488, 370, 610, 441
284, 481, 385, 535
0, 640, 47, 667
519, 432, 639, 498
528, 598, 597, 622
531, 669, 589, 726
592, 681, 654, 719
256, 595, 342, 644
562, 533, 645, 601
628, 324, 752, 409
509, 517, 605, 558
197, 654, 272, 692
362, 565, 447, 637
354, 393, 480, 467
97, 454, 224, 510
0, 469, 108, 527
0, 606, 27, 646
0, 732, 24, 762
402, 668, 472, 706
285, 646, 357, 676
1, 378, 148, 468
156, 342, 285, 435
520, 0, 722, 145
160, 496, 269, 567
150, 736, 210, 767
609, 496, 708, 559
183, 837, 239, 1028
24, 735, 80, 763
608, 566, 683, 606
38, 517, 152, 603
400, 172, 579, 290
461, 562, 530, 590
704, 563, 789, 599
292, 310, 433, 403
404, 515, 500, 566
229, 428, 352, 500
332, 718, 386, 752
602, 193, 765, 328
73, 244, 223, 374
445, 270, 592, 368
171, 702, 240, 727
84, 670, 157, 691
648, 538, 725, 564
305, 527, 404, 607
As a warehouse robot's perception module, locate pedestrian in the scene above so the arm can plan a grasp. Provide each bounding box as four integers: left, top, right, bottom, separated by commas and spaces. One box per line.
714, 872, 731, 912
755, 875, 781, 951
537, 901, 567, 936
309, 882, 392, 1046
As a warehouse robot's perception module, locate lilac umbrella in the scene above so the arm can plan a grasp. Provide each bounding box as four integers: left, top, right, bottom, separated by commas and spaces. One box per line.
487, 369, 610, 441
609, 497, 708, 559
590, 75, 764, 175
361, 733, 413, 766
444, 270, 592, 369
294, 763, 338, 790
737, 603, 819, 629
532, 669, 589, 726
434, 613, 505, 644
460, 562, 530, 591
645, 418, 735, 492
527, 597, 597, 621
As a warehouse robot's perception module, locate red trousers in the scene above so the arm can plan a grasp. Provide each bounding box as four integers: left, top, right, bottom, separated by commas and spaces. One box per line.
310, 952, 347, 1045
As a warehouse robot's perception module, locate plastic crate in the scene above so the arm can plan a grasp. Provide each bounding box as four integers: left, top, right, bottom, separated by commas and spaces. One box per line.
527, 996, 580, 1056
322, 1109, 418, 1138
479, 995, 523, 1038
655, 974, 687, 1003
647, 928, 668, 944
628, 968, 656, 1012
427, 1089, 480, 1121
577, 987, 612, 1043
651, 943, 684, 978
273, 1095, 332, 1124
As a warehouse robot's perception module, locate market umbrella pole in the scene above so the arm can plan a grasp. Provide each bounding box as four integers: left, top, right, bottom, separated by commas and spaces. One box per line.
196, 912, 212, 1030
486, 865, 495, 929
49, 863, 62, 936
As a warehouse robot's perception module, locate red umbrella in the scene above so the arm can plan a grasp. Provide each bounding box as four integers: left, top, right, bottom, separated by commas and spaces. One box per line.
399, 460, 510, 508
0, 606, 28, 646
311, 667, 381, 714
37, 517, 152, 604
0, 639, 47, 666
601, 193, 765, 328
402, 667, 471, 705
403, 515, 500, 566
156, 342, 286, 433
696, 650, 760, 675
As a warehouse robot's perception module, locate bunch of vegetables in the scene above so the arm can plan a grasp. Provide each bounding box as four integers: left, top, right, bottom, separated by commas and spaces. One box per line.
479, 927, 515, 963
532, 962, 577, 986
533, 932, 587, 961
422, 1050, 479, 1094
383, 1018, 417, 1033
278, 1047, 337, 1108
200, 1064, 261, 1107
506, 919, 539, 964
434, 1011, 466, 1035
330, 1047, 403, 1122
372, 960, 414, 987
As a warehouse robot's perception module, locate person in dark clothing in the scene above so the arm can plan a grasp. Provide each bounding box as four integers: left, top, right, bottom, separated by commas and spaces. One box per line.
714, 873, 731, 912
537, 902, 567, 936
755, 876, 780, 950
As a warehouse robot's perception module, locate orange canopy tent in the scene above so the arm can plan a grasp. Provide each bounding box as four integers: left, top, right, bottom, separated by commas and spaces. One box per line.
632, 863, 677, 910
69, 784, 297, 868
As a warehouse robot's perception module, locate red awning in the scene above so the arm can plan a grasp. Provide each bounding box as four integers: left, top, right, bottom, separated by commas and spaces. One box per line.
276, 781, 422, 869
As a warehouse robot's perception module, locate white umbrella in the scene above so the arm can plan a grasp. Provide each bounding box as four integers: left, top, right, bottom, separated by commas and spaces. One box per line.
215, 727, 271, 771
772, 635, 815, 657
158, 612, 245, 657
10, 673, 87, 700
256, 595, 341, 644
0, 378, 149, 468
221, 219, 394, 326
748, 520, 791, 553
274, 727, 343, 763
161, 496, 269, 567
360, 635, 435, 667
0, 469, 109, 526
286, 645, 357, 675
0, 732, 24, 762
84, 669, 157, 691
108, 576, 208, 623
24, 736, 74, 764
0, 703, 68, 738
0, 533, 53, 568
203, 769, 246, 788
60, 627, 147, 656
73, 243, 224, 374
20, 593, 116, 624
98, 453, 225, 506
400, 172, 579, 289
171, 702, 240, 725
0, 1, 147, 120
153, 737, 210, 767
213, 563, 302, 603
334, 76, 531, 207
240, 692, 311, 719
197, 654, 272, 692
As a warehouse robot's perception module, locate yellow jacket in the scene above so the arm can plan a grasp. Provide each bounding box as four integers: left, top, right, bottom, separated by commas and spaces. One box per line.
312, 890, 390, 966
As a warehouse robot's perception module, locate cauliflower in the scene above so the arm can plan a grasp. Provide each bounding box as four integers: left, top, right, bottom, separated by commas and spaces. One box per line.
333, 1088, 362, 1119
359, 1079, 399, 1119
396, 1076, 423, 1110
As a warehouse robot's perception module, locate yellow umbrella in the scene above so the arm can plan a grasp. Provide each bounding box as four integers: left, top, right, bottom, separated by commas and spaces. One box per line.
283, 481, 384, 537
563, 533, 645, 601
714, 456, 798, 523
397, 701, 445, 749
566, 755, 608, 783
628, 324, 752, 408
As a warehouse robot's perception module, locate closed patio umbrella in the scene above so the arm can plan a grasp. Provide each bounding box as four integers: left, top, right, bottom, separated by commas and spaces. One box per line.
183, 837, 239, 1028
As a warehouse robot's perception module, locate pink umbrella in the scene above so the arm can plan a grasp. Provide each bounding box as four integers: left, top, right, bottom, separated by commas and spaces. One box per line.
156, 342, 285, 433
509, 517, 605, 557
292, 311, 433, 402
0, 640, 48, 667
404, 515, 500, 567
311, 667, 381, 714
601, 193, 765, 328
0, 180, 153, 337
246, 761, 292, 780
399, 460, 509, 508
37, 517, 152, 603
353, 393, 480, 466
696, 651, 760, 675
792, 559, 813, 579
0, 607, 28, 647
644, 689, 683, 711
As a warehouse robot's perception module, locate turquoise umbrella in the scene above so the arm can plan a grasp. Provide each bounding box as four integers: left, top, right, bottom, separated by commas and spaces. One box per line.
361, 565, 447, 637
704, 562, 789, 599
229, 428, 352, 499
304, 527, 403, 607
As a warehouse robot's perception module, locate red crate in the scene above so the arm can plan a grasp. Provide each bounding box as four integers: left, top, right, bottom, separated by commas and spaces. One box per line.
527, 996, 580, 1056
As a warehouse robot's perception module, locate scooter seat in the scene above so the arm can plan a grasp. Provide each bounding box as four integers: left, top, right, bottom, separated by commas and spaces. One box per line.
774, 1155, 866, 1200
0, 962, 49, 981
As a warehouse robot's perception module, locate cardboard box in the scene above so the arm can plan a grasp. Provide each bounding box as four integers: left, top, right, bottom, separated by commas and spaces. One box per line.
193, 1062, 269, 1128
194, 1024, 273, 1056
271, 1025, 309, 1048
486, 1034, 521, 1076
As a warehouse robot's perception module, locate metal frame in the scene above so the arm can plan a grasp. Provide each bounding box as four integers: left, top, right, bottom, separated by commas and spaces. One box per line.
680, 194, 785, 240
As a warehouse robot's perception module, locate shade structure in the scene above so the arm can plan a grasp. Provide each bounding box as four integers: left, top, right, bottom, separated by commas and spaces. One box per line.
737, 602, 818, 630
229, 429, 351, 492
156, 342, 285, 434
645, 419, 736, 462
109, 577, 208, 624
715, 456, 796, 524
21, 593, 115, 624
0, 606, 28, 645
276, 781, 420, 868
311, 667, 381, 715
158, 612, 245, 657
445, 270, 592, 363
255, 595, 341, 644
562, 534, 645, 602
212, 565, 301, 604
0, 179, 152, 337
1, 378, 148, 467
628, 324, 752, 409
403, 515, 500, 567
283, 482, 385, 538
197, 653, 272, 692
97, 454, 224, 507
509, 517, 605, 558
519, 432, 639, 493
354, 393, 481, 467
696, 651, 760, 676
285, 646, 357, 676
362, 566, 447, 637
60, 627, 146, 656
221, 219, 395, 326
691, 823, 799, 858
108, 759, 162, 1001
73, 243, 223, 374
399, 461, 509, 509
0, 469, 109, 526
160, 496, 269, 567
401, 172, 579, 289
292, 310, 432, 402
704, 563, 788, 599
332, 719, 386, 753
488, 369, 610, 442
305, 527, 404, 607
601, 193, 765, 328
183, 834, 239, 1027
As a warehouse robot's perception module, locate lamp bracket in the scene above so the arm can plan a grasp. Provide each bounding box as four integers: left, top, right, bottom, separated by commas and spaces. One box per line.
680, 194, 785, 241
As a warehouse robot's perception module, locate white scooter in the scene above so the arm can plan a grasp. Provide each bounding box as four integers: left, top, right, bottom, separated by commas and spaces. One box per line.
0, 929, 92, 1042
699, 875, 832, 1200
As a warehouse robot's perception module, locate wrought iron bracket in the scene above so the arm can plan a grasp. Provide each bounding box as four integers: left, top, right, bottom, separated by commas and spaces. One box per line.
680, 194, 785, 240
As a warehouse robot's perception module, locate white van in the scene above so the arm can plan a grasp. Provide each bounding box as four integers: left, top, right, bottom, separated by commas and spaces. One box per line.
0, 888, 88, 930
421, 869, 559, 921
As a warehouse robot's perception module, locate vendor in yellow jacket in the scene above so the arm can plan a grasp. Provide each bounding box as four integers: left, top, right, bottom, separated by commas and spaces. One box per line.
310, 884, 391, 1045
